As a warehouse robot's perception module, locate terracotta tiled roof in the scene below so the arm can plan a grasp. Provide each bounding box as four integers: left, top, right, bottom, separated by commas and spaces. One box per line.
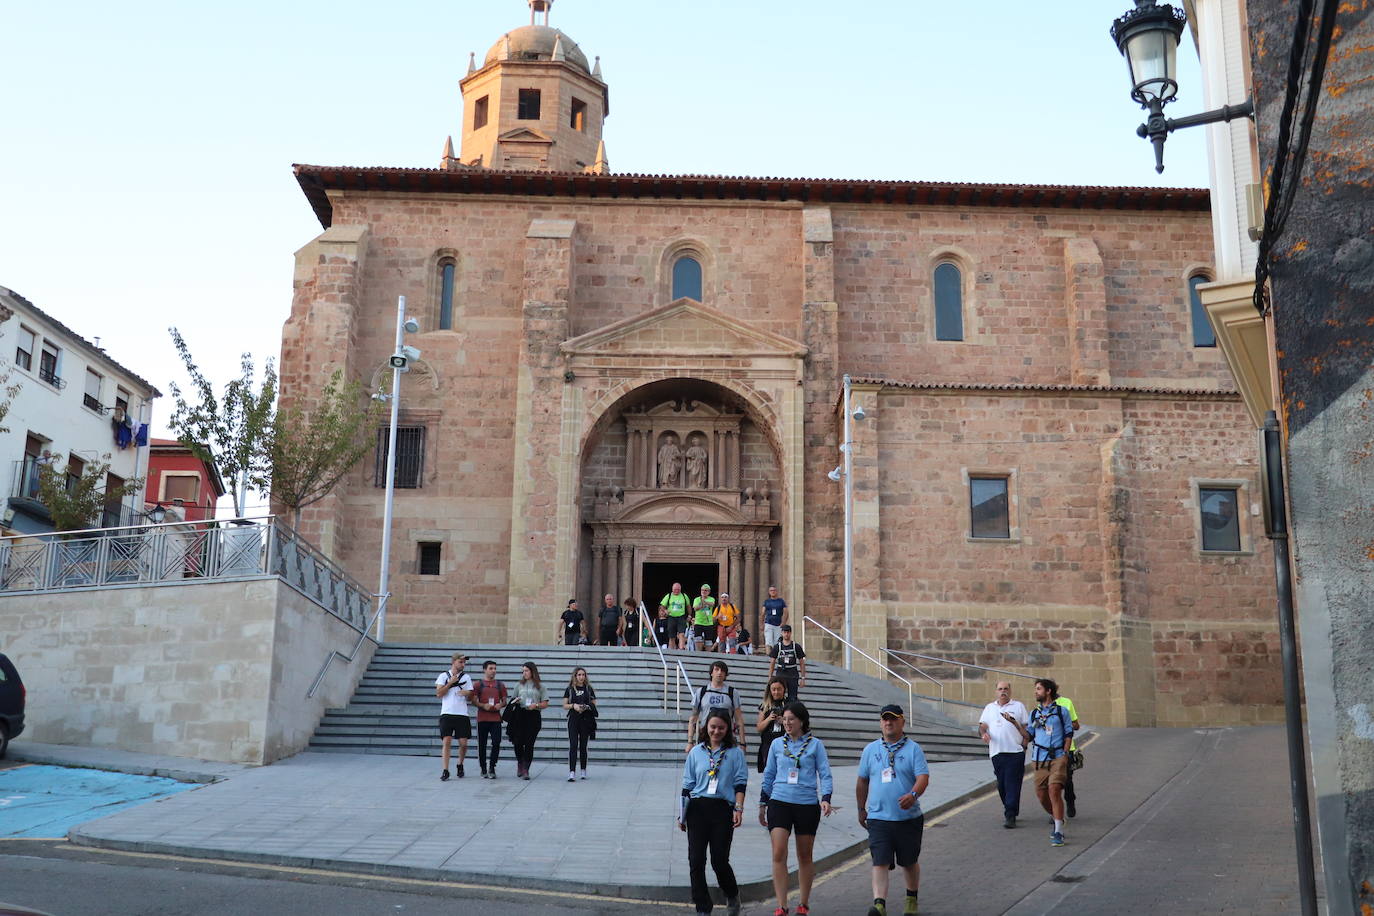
847, 377, 1241, 399
292, 164, 1211, 229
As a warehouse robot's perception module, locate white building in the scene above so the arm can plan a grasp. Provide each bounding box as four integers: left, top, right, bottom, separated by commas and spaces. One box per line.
0, 286, 160, 534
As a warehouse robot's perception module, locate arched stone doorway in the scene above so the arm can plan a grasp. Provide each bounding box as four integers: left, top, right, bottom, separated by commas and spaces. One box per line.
579, 379, 781, 635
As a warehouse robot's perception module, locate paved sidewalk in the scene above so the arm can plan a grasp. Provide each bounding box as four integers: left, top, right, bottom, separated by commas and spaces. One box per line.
58, 747, 993, 903
10, 740, 246, 784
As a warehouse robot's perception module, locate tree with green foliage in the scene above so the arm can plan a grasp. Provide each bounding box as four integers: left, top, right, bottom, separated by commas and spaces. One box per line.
36, 456, 143, 532
270, 370, 382, 528
0, 364, 20, 434
167, 328, 277, 517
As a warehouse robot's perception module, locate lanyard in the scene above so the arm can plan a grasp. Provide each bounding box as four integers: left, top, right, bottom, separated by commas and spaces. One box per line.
782, 734, 812, 767
705, 745, 725, 778
882, 738, 906, 769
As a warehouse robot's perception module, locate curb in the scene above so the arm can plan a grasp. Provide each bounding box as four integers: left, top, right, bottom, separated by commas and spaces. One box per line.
8, 742, 244, 785
68, 776, 997, 904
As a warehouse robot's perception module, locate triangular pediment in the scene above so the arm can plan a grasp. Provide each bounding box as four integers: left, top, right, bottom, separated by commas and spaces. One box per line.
561, 298, 808, 358
498, 127, 552, 144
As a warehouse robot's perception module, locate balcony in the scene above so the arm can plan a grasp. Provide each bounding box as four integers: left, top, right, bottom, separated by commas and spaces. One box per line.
38, 366, 66, 389
10, 457, 41, 500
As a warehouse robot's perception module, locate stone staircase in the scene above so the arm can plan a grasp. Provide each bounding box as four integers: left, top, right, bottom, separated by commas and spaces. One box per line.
309, 644, 985, 766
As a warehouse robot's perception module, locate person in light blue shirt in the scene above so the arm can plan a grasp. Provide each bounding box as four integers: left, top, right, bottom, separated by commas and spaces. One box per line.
1024, 677, 1073, 848
678, 710, 747, 916
759, 702, 833, 916
856, 705, 930, 916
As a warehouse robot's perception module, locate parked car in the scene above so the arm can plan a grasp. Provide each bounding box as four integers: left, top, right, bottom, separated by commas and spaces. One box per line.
0, 653, 25, 757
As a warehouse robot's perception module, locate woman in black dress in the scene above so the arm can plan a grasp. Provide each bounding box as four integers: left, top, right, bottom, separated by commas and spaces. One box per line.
755, 676, 789, 773
562, 666, 597, 782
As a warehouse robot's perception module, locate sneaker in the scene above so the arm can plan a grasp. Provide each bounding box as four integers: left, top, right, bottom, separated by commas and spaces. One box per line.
1066, 800, 1077, 818
480, 767, 488, 778
773, 908, 789, 916
726, 897, 741, 916
1004, 815, 1016, 829
1051, 831, 1065, 847
796, 906, 810, 916
904, 896, 919, 915
456, 764, 465, 779
579, 769, 587, 780
490, 769, 498, 779
568, 771, 576, 782
440, 769, 450, 782
867, 904, 886, 916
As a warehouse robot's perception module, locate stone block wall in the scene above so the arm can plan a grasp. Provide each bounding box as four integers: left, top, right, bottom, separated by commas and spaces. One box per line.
1, 578, 373, 765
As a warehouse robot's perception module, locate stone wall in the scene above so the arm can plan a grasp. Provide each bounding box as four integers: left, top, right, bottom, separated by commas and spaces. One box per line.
1, 578, 373, 765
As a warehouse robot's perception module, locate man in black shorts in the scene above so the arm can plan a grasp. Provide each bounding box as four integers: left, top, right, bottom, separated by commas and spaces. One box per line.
855, 705, 930, 916
434, 652, 474, 780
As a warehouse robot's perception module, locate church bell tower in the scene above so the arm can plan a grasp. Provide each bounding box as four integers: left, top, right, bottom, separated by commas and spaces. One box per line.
448, 0, 610, 173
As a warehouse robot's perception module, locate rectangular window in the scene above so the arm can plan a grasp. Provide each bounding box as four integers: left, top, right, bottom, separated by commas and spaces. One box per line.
19, 435, 45, 499
374, 426, 426, 488
418, 541, 442, 576
15, 326, 34, 371
934, 263, 964, 342
102, 472, 125, 528
1199, 486, 1241, 551
39, 341, 60, 387
1189, 275, 1216, 347
517, 88, 541, 120
115, 388, 130, 418
969, 477, 1010, 539
473, 95, 489, 130
164, 475, 199, 505
84, 368, 103, 411
570, 97, 587, 131
65, 454, 86, 494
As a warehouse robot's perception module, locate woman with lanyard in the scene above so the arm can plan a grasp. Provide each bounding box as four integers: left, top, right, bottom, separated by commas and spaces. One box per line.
508, 662, 549, 780
759, 701, 833, 916
678, 709, 747, 916
755, 676, 790, 773
562, 666, 597, 782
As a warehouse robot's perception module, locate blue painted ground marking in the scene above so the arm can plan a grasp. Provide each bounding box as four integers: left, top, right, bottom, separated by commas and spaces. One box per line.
0, 765, 197, 838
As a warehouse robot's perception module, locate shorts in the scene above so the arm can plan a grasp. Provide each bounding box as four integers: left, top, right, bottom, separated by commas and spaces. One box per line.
668, 615, 687, 638
765, 799, 822, 836
867, 815, 924, 869
764, 623, 783, 648
438, 714, 471, 739
694, 622, 716, 641
1033, 754, 1070, 789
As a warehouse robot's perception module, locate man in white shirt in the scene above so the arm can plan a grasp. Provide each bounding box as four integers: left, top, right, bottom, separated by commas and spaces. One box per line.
434, 652, 474, 781
978, 680, 1029, 828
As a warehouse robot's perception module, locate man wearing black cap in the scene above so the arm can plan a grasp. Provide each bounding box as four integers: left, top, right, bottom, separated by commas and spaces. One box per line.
856, 705, 929, 916
767, 624, 807, 700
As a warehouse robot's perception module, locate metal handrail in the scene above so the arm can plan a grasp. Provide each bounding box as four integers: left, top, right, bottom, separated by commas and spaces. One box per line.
880, 648, 946, 713
887, 648, 1036, 705
802, 615, 913, 714
640, 606, 676, 713
307, 592, 385, 698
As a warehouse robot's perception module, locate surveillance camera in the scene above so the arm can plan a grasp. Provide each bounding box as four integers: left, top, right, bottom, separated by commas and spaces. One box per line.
852, 404, 867, 421
400, 344, 421, 361
827, 467, 843, 482
403, 318, 420, 334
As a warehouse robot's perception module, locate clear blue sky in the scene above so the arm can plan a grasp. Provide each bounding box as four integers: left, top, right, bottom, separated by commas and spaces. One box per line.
2, 0, 1209, 488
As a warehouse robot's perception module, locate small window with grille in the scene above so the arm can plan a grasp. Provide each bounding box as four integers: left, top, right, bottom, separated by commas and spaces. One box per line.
418, 542, 442, 576
375, 426, 426, 488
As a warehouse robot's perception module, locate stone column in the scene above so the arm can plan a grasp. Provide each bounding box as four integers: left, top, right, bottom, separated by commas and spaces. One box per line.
617, 544, 632, 604
626, 431, 638, 488
646, 430, 657, 487
709, 429, 719, 489
731, 430, 742, 489
743, 546, 758, 637
728, 546, 743, 617
590, 545, 604, 619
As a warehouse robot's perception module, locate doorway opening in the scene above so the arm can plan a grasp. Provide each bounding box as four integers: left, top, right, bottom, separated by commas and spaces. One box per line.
643, 562, 718, 614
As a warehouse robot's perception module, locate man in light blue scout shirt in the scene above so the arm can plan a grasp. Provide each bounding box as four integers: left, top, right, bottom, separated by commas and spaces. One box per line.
1023, 677, 1073, 847
855, 704, 929, 916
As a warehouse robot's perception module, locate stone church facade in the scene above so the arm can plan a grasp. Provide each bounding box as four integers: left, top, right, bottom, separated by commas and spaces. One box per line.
279, 5, 1280, 727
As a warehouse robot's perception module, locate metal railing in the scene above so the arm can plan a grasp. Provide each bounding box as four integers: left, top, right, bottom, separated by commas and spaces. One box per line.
640, 606, 693, 714
887, 649, 1037, 705
880, 648, 946, 712
308, 591, 387, 698
0, 515, 372, 631
801, 615, 913, 714
9, 457, 41, 499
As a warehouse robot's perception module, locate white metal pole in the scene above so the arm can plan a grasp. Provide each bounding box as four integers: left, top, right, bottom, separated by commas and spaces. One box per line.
842, 373, 854, 670
376, 295, 406, 643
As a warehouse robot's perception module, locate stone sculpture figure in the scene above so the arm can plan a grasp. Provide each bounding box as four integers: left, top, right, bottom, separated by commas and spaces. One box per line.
657, 434, 682, 488
685, 436, 709, 489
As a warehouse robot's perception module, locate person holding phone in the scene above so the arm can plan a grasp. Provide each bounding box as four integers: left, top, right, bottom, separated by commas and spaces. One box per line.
978, 680, 1030, 828
755, 677, 790, 773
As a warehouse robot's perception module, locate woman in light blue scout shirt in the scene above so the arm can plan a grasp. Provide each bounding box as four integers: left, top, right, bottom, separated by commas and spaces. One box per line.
855, 704, 930, 916
678, 709, 747, 916
759, 701, 833, 916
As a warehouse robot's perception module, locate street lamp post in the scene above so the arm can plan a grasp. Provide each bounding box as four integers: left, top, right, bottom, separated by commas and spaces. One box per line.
828, 374, 866, 670
1110, 0, 1254, 172
376, 295, 421, 643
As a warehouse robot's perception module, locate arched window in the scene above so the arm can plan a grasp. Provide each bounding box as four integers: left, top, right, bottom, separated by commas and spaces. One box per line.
438, 258, 456, 330
933, 262, 964, 341
1188, 274, 1215, 347
671, 255, 703, 301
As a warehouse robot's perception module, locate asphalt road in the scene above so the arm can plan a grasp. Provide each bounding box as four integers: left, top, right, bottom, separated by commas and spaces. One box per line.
0, 727, 1315, 915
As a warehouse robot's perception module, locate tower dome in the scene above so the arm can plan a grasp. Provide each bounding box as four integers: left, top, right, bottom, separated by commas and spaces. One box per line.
484, 25, 591, 74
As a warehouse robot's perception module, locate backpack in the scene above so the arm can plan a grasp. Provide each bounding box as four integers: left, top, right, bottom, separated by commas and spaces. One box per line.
1031, 703, 1070, 757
